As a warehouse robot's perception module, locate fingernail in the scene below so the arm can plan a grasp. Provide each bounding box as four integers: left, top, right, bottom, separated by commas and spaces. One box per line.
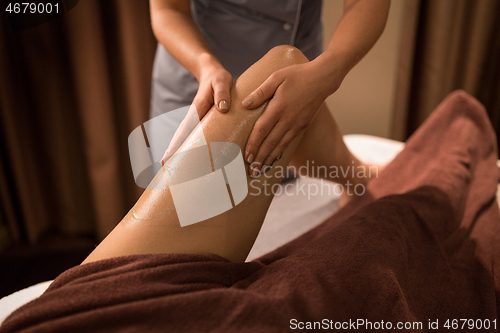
218, 100, 228, 110
247, 154, 254, 164
243, 97, 253, 107
251, 168, 260, 178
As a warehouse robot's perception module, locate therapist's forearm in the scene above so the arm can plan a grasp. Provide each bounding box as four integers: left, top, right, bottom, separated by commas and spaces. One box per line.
312, 0, 390, 97
150, 0, 220, 80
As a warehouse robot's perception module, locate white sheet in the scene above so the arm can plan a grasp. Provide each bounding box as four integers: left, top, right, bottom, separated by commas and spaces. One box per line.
0, 281, 52, 325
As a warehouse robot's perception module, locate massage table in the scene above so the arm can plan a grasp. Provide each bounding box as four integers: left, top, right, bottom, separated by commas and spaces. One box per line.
2, 94, 499, 331
0, 134, 407, 324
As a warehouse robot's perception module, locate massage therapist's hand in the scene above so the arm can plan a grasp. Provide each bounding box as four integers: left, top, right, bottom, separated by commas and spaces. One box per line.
162, 58, 232, 163
242, 61, 341, 176
193, 56, 233, 117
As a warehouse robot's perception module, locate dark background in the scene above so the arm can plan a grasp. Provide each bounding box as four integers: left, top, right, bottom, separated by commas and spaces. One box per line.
0, 0, 156, 297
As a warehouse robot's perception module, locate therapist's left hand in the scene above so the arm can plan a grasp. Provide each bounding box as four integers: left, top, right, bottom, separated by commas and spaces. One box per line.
241, 62, 340, 176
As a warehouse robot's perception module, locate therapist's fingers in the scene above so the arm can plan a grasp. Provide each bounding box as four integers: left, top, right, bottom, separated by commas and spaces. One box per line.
242, 71, 284, 109
213, 72, 232, 113
259, 131, 293, 172
245, 103, 280, 174
249, 122, 292, 177
161, 105, 200, 165
192, 83, 214, 120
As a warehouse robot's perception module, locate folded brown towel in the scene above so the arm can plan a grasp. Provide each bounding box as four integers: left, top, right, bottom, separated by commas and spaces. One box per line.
2, 91, 499, 332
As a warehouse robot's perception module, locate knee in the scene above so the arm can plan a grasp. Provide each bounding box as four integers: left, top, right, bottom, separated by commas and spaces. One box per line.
266, 45, 308, 65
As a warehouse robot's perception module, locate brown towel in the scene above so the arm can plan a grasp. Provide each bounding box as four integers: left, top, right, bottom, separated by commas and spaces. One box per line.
2, 91, 499, 332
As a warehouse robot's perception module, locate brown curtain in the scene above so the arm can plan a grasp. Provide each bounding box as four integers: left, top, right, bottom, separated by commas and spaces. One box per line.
391, 0, 500, 146
0, 1, 157, 244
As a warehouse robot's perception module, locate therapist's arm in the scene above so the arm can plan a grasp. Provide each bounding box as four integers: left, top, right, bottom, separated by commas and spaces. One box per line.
150, 0, 232, 115
242, 0, 390, 176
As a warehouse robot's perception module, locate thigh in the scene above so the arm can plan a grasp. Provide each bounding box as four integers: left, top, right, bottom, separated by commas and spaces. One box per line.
290, 103, 368, 185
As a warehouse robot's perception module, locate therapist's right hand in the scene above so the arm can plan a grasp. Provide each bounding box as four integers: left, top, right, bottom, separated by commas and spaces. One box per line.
194, 56, 232, 118
162, 57, 232, 164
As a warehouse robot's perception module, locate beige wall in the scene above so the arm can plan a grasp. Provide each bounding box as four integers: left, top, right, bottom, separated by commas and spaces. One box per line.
322, 0, 404, 138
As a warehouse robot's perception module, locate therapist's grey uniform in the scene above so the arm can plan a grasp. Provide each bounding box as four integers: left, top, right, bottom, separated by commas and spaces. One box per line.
149, 0, 323, 137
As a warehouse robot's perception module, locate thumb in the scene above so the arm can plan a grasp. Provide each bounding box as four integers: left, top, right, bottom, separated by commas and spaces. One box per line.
242, 72, 282, 109
161, 105, 199, 165
213, 77, 232, 113
192, 85, 212, 120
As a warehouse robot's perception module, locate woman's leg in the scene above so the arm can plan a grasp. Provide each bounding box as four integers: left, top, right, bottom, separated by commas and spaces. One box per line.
82, 45, 367, 264
291, 103, 374, 186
